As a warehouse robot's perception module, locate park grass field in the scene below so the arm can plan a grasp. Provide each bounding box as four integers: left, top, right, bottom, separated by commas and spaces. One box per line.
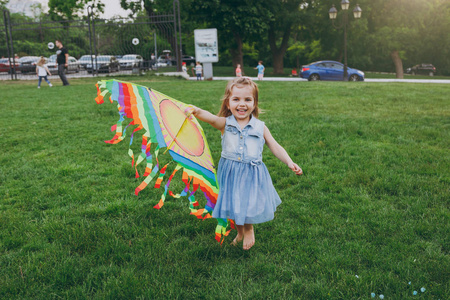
0, 76, 448, 299
152, 65, 450, 80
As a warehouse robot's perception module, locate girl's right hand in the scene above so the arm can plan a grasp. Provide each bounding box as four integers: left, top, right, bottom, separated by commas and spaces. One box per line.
184, 105, 197, 117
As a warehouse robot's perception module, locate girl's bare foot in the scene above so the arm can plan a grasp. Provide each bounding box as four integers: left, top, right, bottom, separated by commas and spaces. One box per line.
231, 234, 243, 246
231, 224, 245, 246
243, 224, 255, 250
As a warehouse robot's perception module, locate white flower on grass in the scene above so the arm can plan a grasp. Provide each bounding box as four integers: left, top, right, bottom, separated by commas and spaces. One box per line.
413, 291, 418, 295
420, 287, 426, 293
379, 295, 384, 299
371, 292, 376, 298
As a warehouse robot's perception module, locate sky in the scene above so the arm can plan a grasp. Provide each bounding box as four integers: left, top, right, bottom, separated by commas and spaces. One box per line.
7, 0, 131, 19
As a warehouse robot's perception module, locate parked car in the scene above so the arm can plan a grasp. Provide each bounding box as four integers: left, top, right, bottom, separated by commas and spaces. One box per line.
18, 56, 41, 74
119, 54, 143, 69
300, 60, 365, 81
182, 54, 195, 66
406, 63, 436, 76
47, 55, 80, 73
78, 55, 96, 70
158, 49, 176, 66
156, 53, 194, 66
155, 57, 168, 68
86, 55, 120, 73
0, 58, 19, 73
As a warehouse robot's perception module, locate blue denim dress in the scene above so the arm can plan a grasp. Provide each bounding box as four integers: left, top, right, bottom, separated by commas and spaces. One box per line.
212, 115, 281, 225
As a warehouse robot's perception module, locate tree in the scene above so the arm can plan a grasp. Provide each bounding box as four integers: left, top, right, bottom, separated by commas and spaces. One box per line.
258, 0, 307, 74
187, 0, 271, 69
1, 0, 9, 9
48, 0, 104, 21
363, 0, 431, 78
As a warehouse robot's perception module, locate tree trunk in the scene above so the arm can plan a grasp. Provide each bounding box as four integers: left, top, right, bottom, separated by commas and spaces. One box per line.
391, 50, 403, 79
268, 25, 292, 74
230, 33, 244, 73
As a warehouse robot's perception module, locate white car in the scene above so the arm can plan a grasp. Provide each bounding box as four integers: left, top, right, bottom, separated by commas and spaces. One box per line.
47, 55, 80, 73
119, 54, 143, 69
78, 55, 96, 70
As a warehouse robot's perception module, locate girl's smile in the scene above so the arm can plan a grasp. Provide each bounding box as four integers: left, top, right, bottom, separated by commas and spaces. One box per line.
228, 85, 255, 125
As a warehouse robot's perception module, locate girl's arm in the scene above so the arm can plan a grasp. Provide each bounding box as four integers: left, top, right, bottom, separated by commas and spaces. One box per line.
45, 66, 51, 76
188, 106, 226, 132
264, 125, 303, 175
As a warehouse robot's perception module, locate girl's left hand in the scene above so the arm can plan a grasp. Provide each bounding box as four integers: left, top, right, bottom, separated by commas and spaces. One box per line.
289, 163, 303, 175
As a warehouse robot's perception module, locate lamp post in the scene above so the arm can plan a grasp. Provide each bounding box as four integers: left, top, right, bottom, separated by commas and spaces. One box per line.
329, 1, 362, 81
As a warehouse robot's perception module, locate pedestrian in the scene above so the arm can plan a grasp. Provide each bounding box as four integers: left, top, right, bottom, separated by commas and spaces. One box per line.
235, 64, 242, 77
254, 61, 265, 80
195, 61, 203, 81
188, 77, 303, 250
151, 53, 156, 69
182, 62, 188, 73
35, 56, 52, 89
291, 68, 298, 77
55, 39, 69, 86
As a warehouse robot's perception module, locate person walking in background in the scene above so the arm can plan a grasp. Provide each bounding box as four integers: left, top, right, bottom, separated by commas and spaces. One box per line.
35, 56, 52, 89
55, 39, 69, 86
235, 64, 242, 77
254, 61, 265, 80
188, 77, 303, 250
195, 61, 203, 81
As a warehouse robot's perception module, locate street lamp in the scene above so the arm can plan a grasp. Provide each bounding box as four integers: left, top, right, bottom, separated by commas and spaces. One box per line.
329, 1, 362, 81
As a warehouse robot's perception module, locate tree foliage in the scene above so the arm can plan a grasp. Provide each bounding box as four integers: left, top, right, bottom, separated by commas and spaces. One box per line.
48, 0, 104, 20
2, 0, 449, 75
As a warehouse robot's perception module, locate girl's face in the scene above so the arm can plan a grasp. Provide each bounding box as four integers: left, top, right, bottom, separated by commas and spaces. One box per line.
227, 85, 255, 123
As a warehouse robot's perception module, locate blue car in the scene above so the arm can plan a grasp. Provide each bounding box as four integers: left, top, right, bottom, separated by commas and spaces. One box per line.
300, 60, 364, 81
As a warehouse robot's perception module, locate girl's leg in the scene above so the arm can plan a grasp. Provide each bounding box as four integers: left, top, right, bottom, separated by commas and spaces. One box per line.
231, 225, 244, 246
38, 76, 42, 88
243, 224, 255, 250
44, 76, 52, 86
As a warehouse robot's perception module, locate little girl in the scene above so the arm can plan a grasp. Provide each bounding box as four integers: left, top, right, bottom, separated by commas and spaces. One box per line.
235, 64, 242, 77
190, 77, 302, 250
35, 56, 52, 89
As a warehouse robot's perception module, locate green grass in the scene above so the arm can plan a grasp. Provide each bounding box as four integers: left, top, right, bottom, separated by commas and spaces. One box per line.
1, 76, 449, 299
152, 65, 450, 79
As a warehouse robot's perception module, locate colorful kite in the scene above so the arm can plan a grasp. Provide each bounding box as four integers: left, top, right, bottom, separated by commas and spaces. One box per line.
95, 80, 233, 243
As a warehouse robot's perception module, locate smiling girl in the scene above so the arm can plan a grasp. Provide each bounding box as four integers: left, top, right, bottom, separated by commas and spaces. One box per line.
189, 77, 302, 250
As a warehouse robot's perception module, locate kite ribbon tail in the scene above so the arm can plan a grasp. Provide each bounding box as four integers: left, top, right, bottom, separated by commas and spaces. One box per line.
154, 164, 182, 210
135, 148, 160, 196
214, 218, 233, 244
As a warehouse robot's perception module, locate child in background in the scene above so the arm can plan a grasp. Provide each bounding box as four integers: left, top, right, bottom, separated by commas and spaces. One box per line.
195, 61, 203, 81
182, 62, 187, 73
235, 64, 242, 77
35, 56, 52, 89
189, 77, 302, 250
254, 61, 265, 80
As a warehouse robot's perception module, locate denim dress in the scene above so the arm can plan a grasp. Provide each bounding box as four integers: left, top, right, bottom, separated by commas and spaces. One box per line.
212, 115, 281, 225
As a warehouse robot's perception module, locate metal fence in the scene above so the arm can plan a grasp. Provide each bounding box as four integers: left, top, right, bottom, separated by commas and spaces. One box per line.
1, 0, 182, 80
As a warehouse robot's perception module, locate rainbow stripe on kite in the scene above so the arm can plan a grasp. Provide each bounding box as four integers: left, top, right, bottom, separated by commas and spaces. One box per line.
95, 80, 233, 243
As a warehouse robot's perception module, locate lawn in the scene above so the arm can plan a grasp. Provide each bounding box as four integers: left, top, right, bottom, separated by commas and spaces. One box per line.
150, 65, 450, 80
0, 76, 448, 299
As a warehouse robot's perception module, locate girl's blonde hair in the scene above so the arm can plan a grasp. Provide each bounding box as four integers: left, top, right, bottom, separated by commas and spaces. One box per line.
218, 77, 260, 118
36, 56, 46, 67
